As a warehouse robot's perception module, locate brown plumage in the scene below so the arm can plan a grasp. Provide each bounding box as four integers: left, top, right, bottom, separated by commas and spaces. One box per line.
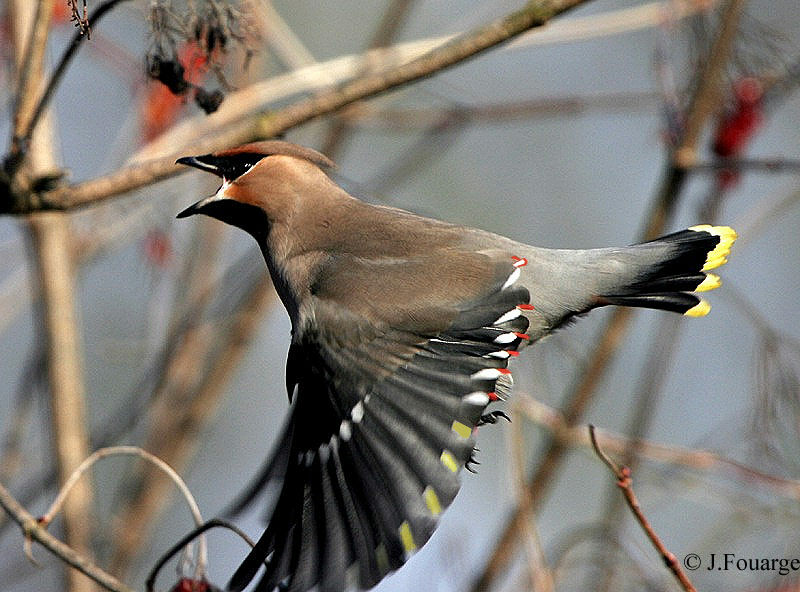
176, 140, 736, 592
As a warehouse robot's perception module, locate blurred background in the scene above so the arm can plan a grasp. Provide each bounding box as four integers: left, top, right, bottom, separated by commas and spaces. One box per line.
1, 1, 799, 591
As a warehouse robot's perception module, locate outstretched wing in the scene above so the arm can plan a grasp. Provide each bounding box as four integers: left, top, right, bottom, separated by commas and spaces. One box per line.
228, 251, 531, 592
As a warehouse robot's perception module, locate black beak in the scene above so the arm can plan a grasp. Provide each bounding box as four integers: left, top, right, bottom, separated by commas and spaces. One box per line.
176, 201, 203, 218
176, 155, 224, 218
176, 155, 222, 176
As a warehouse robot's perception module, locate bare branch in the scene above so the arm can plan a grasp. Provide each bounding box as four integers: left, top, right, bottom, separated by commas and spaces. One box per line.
8, 0, 132, 167
689, 156, 800, 173
514, 395, 800, 501
9, 0, 588, 214
0, 481, 134, 592
38, 446, 208, 579
589, 426, 698, 592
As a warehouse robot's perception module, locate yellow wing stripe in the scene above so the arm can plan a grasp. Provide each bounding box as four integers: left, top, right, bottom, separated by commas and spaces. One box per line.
423, 485, 442, 516
451, 420, 472, 439
440, 450, 458, 473
399, 521, 417, 552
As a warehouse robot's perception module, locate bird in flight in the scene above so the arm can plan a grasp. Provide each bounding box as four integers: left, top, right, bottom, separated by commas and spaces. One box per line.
176, 140, 736, 592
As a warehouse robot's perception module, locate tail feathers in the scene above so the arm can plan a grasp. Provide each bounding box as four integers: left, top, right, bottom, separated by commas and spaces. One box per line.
601, 225, 737, 317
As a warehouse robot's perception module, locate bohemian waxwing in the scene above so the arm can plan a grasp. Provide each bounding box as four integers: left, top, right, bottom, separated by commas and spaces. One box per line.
176, 140, 736, 592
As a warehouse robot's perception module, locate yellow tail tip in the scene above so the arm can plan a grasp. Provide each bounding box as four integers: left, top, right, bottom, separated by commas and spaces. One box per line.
689, 225, 738, 271
684, 299, 711, 317
695, 272, 721, 292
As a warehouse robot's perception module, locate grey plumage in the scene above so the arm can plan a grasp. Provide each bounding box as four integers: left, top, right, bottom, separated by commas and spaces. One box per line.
176, 141, 736, 592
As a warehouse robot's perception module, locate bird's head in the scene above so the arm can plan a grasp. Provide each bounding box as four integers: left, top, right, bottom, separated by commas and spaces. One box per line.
176, 140, 335, 242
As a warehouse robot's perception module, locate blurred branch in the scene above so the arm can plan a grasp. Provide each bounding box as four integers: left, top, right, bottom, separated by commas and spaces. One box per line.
5, 0, 589, 213
9, 0, 54, 154
321, 0, 418, 157
256, 0, 330, 73
689, 156, 800, 173
7, 0, 131, 169
0, 481, 133, 592
9, 2, 96, 591
108, 275, 275, 578
29, 216, 95, 592
674, 0, 748, 168
0, 347, 44, 484
514, 395, 800, 501
589, 426, 698, 592
339, 91, 661, 129
0, 249, 265, 540
505, 0, 719, 49
509, 406, 554, 592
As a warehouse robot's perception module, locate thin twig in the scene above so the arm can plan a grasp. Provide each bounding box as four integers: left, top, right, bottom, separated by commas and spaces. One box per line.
38, 446, 208, 579
689, 157, 800, 173
10, 0, 132, 166
0, 480, 134, 592
588, 425, 698, 592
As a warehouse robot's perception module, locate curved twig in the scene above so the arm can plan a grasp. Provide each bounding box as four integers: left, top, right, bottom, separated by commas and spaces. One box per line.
38, 446, 207, 579
145, 518, 255, 592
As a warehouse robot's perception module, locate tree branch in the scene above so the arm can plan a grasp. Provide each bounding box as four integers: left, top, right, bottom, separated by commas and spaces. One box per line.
0, 480, 134, 592
108, 275, 274, 578
589, 426, 698, 592
513, 395, 800, 501
7, 0, 588, 214
8, 0, 132, 168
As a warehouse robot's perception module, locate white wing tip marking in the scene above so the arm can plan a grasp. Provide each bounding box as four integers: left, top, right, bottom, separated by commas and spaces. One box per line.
351, 400, 365, 423
339, 420, 352, 441
501, 267, 521, 290
493, 308, 522, 325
